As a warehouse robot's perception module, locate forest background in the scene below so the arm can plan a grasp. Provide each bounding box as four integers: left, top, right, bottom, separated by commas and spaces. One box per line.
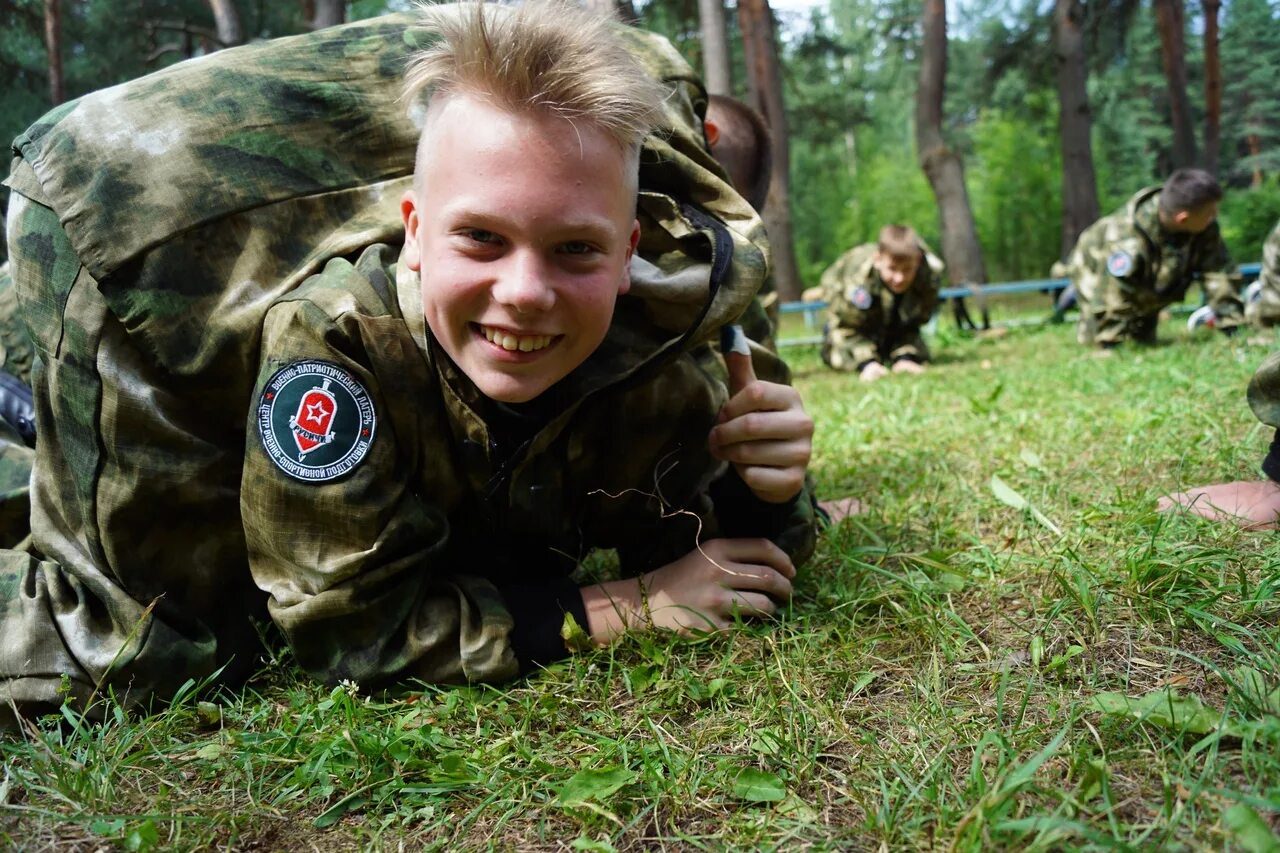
2, 0, 1279, 296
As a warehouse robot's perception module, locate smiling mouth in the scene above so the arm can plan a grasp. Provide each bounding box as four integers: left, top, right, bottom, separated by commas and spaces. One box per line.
479, 325, 558, 353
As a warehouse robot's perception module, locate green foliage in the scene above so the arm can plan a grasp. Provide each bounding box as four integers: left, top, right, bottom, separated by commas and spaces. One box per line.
1221, 0, 1280, 182
1220, 179, 1280, 262
968, 97, 1063, 281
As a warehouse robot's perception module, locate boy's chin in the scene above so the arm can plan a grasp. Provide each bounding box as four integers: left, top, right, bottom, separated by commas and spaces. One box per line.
473, 374, 556, 405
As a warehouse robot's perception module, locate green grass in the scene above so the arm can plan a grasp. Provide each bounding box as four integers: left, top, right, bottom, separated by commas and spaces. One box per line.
4, 315, 1280, 850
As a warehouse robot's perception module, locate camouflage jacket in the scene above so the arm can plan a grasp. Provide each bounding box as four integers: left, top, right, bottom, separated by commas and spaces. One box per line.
1066, 187, 1242, 324
1246, 220, 1280, 328
819, 243, 943, 370
246, 245, 811, 686
0, 264, 32, 387
0, 11, 811, 716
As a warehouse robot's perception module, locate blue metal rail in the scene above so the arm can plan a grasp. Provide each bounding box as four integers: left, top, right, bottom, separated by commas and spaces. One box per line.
778, 262, 1264, 347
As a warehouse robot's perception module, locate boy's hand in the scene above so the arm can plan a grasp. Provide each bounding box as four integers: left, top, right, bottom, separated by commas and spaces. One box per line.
892, 359, 925, 375
859, 361, 889, 382
710, 347, 813, 504
581, 538, 795, 643
1157, 480, 1280, 530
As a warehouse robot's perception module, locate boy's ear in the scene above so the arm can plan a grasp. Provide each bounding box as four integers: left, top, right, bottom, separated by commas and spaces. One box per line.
1172, 209, 1191, 227
619, 219, 641, 296
401, 189, 422, 272
704, 118, 721, 147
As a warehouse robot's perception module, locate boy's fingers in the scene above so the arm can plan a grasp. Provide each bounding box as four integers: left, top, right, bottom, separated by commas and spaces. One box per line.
725, 349, 757, 396
734, 466, 806, 504
729, 591, 778, 617
713, 438, 810, 470
712, 410, 814, 448
715, 538, 796, 578
717, 563, 793, 600
718, 381, 803, 423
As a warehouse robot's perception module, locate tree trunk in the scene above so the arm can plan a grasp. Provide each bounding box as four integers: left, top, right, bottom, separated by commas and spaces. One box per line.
1054, 0, 1100, 257
614, 0, 638, 22
916, 0, 987, 288
739, 0, 802, 302
310, 0, 345, 30
699, 0, 732, 96
1248, 133, 1263, 188
1202, 0, 1221, 175
1153, 0, 1198, 168
207, 0, 244, 47
582, 0, 636, 21
43, 0, 64, 105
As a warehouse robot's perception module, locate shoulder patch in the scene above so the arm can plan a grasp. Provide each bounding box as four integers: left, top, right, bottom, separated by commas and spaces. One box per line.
257, 360, 376, 483
849, 286, 873, 310
1106, 250, 1134, 278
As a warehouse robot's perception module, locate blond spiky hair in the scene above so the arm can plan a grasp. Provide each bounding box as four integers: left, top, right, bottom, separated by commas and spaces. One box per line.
403, 1, 669, 156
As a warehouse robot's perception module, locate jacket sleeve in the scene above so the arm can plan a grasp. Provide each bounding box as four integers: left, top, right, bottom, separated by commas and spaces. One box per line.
593, 342, 816, 574
1197, 227, 1244, 327
887, 283, 939, 364
822, 284, 883, 371
887, 330, 929, 365
709, 339, 817, 565
242, 291, 581, 689
1252, 225, 1280, 327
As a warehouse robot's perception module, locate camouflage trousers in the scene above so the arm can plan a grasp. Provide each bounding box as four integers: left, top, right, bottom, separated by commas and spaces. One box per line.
1074, 272, 1166, 347
820, 325, 930, 371
0, 196, 264, 726
1246, 278, 1280, 329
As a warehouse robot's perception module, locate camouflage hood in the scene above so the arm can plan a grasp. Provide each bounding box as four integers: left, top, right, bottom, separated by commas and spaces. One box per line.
1125, 186, 1164, 243
6, 8, 766, 394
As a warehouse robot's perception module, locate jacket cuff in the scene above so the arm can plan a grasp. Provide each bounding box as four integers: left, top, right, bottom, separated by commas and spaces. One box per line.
497, 577, 589, 674
854, 358, 880, 373
708, 466, 801, 539
891, 352, 922, 365
1262, 430, 1280, 484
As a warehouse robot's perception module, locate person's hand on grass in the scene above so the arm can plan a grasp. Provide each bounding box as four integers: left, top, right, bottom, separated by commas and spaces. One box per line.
581, 538, 795, 643
891, 360, 925, 375
1157, 479, 1280, 530
859, 361, 889, 382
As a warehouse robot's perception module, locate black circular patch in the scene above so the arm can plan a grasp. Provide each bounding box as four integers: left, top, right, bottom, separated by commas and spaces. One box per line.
257, 360, 377, 482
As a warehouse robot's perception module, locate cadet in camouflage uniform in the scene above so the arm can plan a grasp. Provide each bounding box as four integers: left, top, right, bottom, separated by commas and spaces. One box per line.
1064, 169, 1243, 346
0, 2, 816, 721
819, 225, 944, 381
1245, 219, 1280, 328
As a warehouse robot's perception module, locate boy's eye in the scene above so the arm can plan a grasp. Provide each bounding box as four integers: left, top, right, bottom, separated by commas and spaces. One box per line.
464, 229, 500, 245
559, 241, 596, 256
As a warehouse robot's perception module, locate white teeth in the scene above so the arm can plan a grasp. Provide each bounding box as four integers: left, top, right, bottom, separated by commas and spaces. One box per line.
482, 326, 553, 352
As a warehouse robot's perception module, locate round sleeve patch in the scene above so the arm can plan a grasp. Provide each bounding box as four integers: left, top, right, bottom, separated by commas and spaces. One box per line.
849, 286, 873, 310
1106, 250, 1134, 278
257, 360, 377, 482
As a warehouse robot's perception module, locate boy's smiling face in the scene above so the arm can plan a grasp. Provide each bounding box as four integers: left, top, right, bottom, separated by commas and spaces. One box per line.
401, 95, 640, 404
873, 250, 921, 294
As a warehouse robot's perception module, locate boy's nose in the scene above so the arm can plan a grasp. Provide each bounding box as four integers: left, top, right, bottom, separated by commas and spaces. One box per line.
492, 254, 556, 313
